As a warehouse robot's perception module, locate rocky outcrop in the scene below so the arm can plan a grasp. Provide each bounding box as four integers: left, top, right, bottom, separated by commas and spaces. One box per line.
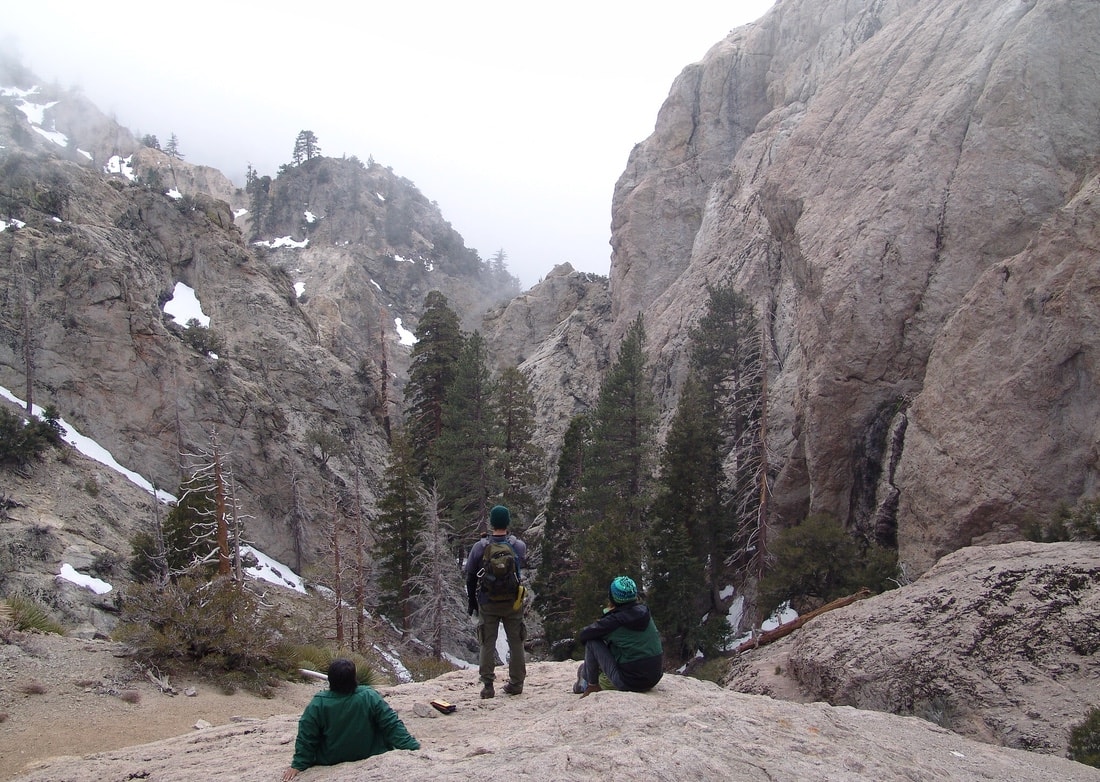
482, 263, 612, 474
0, 151, 389, 570
606, 0, 1100, 573
0, 445, 147, 638
897, 173, 1100, 571
725, 542, 1100, 756
0, 70, 521, 577
11, 661, 1099, 782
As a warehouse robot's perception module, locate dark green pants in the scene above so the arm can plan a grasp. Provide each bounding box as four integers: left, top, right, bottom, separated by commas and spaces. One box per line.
477, 603, 526, 685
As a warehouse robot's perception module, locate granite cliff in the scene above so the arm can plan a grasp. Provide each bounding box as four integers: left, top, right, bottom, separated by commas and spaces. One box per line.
600, 0, 1100, 575
0, 59, 515, 580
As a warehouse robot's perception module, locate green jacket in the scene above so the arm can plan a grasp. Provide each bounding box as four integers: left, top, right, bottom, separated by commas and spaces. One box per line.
291, 685, 420, 771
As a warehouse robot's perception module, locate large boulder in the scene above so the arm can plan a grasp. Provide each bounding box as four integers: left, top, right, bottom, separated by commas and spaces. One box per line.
10, 661, 1099, 782
725, 541, 1100, 756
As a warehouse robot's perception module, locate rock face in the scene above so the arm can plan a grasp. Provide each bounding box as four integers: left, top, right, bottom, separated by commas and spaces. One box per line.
0, 128, 391, 572
605, 0, 1100, 574
481, 263, 612, 474
725, 542, 1100, 757
11, 661, 1100, 782
0, 69, 517, 580
0, 448, 152, 637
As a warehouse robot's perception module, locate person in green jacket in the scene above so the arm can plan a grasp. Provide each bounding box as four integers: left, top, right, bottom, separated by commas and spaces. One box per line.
573, 575, 663, 696
283, 658, 420, 780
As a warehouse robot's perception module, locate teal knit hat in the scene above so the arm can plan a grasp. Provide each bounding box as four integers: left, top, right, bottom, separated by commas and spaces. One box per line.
489, 505, 511, 529
609, 576, 637, 604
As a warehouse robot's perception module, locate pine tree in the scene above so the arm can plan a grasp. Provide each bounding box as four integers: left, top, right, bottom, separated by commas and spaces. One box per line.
164, 133, 183, 159
533, 413, 590, 655
170, 428, 245, 578
431, 331, 501, 544
691, 285, 765, 578
405, 291, 464, 477
571, 315, 656, 625
292, 130, 321, 165
685, 283, 767, 629
373, 432, 427, 630
492, 365, 545, 524
245, 164, 272, 241
648, 374, 726, 660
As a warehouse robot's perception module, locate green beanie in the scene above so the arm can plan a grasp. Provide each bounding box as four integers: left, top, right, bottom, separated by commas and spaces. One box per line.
489, 505, 511, 530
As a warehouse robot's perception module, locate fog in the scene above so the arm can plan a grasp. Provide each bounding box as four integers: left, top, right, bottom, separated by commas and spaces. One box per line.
2, 1, 776, 288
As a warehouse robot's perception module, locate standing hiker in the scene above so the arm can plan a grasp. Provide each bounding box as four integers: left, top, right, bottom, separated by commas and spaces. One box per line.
465, 504, 527, 698
283, 658, 419, 780
573, 575, 663, 696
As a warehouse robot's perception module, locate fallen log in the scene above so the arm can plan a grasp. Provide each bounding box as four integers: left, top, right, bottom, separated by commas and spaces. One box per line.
728, 587, 873, 656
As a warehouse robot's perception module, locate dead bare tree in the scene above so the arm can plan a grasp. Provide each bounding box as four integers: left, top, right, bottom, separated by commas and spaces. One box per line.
177, 427, 247, 577
316, 480, 348, 647
408, 487, 466, 659
288, 469, 312, 574
351, 467, 374, 651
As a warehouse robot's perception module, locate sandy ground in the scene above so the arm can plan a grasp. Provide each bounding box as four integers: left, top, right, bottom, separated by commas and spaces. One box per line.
0, 632, 318, 781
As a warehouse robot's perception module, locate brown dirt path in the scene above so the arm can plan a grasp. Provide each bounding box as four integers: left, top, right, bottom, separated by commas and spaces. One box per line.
0, 633, 316, 781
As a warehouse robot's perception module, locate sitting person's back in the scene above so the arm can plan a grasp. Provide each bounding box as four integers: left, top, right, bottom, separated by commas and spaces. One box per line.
574, 576, 664, 695
284, 658, 419, 780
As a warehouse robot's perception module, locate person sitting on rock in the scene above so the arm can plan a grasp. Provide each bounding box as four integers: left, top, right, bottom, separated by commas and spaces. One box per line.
573, 575, 664, 696
283, 658, 419, 780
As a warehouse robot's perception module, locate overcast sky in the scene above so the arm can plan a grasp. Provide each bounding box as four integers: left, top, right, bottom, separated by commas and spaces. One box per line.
3, 1, 776, 288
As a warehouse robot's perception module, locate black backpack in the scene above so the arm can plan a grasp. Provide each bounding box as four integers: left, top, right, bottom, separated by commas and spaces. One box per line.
478, 536, 520, 602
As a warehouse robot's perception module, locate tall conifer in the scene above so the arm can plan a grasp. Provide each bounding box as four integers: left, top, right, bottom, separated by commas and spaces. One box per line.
648, 373, 726, 660
405, 291, 464, 478
492, 365, 544, 524
431, 331, 501, 544
691, 285, 765, 576
534, 413, 590, 653
571, 315, 656, 625
374, 432, 427, 631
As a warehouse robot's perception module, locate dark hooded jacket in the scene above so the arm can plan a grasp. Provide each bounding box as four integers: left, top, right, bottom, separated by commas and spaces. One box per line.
578, 600, 663, 691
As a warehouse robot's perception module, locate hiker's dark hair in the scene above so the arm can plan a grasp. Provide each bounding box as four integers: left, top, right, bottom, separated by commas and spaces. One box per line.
328, 658, 357, 693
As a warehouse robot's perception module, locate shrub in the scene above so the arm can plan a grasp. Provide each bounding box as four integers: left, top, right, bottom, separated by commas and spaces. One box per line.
1069, 706, 1100, 768
286, 643, 380, 686
116, 576, 295, 693
402, 655, 456, 683
0, 406, 63, 468
759, 514, 898, 613
6, 596, 66, 635
688, 657, 732, 685
181, 320, 225, 356
1025, 498, 1100, 542
91, 551, 122, 578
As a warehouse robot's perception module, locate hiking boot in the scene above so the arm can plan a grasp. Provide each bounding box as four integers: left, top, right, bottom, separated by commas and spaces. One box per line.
480, 681, 495, 699
580, 683, 602, 698
502, 681, 523, 696
572, 663, 586, 695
